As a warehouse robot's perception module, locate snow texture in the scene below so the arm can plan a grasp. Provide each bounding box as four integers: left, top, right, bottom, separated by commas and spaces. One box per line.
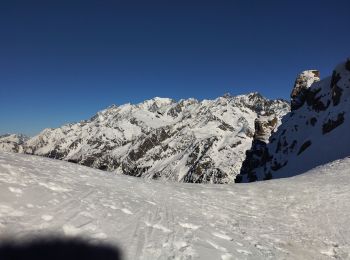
0, 152, 349, 259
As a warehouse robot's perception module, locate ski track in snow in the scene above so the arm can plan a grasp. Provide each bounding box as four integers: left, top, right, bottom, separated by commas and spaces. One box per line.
0, 152, 349, 259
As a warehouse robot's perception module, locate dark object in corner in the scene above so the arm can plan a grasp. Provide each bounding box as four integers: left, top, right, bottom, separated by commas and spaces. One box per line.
0, 237, 122, 260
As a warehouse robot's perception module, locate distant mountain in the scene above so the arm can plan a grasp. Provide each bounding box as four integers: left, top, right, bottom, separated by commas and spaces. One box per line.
236, 58, 350, 182
0, 134, 29, 153
0, 93, 289, 183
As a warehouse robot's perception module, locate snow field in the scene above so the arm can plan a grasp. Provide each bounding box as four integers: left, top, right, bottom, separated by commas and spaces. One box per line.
0, 152, 349, 259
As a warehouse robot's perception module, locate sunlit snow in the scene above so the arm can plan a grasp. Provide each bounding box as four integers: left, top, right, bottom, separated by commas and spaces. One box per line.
0, 152, 349, 259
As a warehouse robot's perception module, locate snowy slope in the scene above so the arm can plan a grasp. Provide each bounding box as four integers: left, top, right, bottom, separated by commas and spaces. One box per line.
237, 58, 350, 182
5, 93, 289, 183
0, 152, 349, 259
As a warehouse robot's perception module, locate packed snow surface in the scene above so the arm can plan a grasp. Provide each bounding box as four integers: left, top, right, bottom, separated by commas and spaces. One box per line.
0, 152, 349, 259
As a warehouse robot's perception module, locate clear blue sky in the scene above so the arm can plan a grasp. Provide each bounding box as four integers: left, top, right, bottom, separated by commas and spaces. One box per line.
1, 0, 349, 136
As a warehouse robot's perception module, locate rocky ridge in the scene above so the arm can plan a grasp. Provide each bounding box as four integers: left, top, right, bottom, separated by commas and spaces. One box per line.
236, 58, 350, 182
0, 93, 289, 183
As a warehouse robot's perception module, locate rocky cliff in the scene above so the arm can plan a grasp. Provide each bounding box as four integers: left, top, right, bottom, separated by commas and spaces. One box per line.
236, 58, 350, 182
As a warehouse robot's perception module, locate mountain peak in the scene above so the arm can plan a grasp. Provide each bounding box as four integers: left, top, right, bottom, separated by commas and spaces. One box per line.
237, 58, 350, 182
291, 69, 320, 110
2, 92, 289, 183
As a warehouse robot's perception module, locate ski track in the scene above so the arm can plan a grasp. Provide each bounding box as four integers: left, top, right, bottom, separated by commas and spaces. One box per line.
0, 152, 350, 259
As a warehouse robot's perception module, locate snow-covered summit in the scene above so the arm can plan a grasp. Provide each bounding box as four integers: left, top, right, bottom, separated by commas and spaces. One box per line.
135, 97, 175, 112
1, 93, 289, 183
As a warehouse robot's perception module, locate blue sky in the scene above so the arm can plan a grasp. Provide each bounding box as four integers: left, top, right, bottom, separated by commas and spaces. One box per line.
1, 0, 349, 136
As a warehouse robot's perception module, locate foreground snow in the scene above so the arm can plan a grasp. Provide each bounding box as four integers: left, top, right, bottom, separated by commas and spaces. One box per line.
0, 153, 349, 259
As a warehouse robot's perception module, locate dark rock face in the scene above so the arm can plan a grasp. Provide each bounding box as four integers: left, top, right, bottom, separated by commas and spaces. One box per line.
322, 113, 345, 134
330, 70, 343, 106
297, 140, 312, 155
305, 87, 330, 112
236, 58, 350, 182
346, 59, 350, 71
236, 115, 278, 183
236, 140, 270, 183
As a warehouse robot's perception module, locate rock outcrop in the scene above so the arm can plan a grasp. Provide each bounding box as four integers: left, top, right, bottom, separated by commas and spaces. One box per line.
236, 58, 350, 182
253, 114, 278, 143
291, 70, 320, 110
236, 114, 278, 182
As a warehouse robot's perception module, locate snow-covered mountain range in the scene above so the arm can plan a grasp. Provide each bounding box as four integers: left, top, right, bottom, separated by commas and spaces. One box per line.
3, 58, 350, 184
0, 94, 289, 183
236, 58, 350, 182
1, 59, 350, 259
